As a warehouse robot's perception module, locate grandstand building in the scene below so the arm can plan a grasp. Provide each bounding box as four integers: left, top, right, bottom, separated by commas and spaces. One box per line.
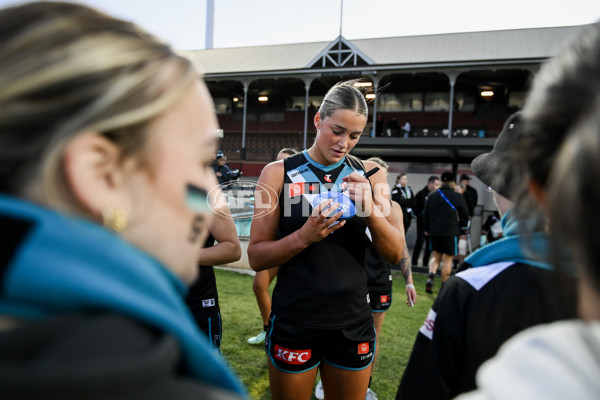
181, 25, 588, 176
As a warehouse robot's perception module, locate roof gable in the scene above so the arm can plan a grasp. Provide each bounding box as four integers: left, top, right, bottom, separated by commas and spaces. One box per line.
306, 36, 374, 68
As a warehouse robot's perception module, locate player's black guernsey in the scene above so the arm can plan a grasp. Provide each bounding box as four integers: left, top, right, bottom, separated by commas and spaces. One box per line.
272, 151, 371, 328
185, 234, 219, 318
365, 239, 393, 293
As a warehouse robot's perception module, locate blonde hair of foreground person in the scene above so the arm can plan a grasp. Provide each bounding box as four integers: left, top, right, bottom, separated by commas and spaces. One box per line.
0, 1, 220, 283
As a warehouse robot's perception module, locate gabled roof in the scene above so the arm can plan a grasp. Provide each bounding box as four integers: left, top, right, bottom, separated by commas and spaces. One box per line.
306, 36, 374, 68
179, 25, 589, 76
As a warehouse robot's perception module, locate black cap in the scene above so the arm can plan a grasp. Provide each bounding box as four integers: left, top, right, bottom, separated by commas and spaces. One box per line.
441, 171, 454, 182
471, 112, 522, 201
459, 174, 472, 181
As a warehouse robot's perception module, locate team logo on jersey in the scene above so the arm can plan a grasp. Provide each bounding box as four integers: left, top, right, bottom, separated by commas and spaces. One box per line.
324, 174, 332, 183
274, 344, 311, 365
358, 342, 370, 355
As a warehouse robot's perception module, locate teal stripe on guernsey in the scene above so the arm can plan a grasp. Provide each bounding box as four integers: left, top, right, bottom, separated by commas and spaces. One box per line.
303, 149, 345, 172
0, 195, 247, 397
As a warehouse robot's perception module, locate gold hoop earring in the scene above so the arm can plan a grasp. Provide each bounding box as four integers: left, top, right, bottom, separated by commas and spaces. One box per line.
102, 207, 128, 232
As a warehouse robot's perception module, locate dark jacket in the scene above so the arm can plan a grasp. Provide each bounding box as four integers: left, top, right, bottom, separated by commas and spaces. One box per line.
423, 187, 469, 236
413, 185, 431, 222
0, 313, 243, 400
463, 185, 478, 216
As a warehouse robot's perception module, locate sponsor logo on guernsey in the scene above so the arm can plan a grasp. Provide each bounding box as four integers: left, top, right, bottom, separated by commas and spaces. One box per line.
289, 182, 304, 197
288, 182, 320, 198
419, 309, 437, 340
202, 298, 216, 307
289, 167, 310, 178
274, 344, 311, 365
358, 342, 370, 355
324, 174, 332, 183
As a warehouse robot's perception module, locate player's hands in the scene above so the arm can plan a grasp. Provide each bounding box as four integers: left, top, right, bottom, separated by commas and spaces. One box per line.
298, 198, 345, 244
406, 285, 417, 307
343, 173, 373, 216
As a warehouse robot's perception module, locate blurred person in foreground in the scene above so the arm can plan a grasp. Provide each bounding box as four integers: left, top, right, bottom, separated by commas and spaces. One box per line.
0, 2, 245, 399
457, 21, 600, 400
397, 113, 577, 400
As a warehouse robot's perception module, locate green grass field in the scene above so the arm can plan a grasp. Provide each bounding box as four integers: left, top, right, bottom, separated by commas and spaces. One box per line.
216, 268, 436, 400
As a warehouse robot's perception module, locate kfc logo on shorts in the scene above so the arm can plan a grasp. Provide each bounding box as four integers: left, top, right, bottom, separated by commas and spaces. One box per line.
358, 342, 370, 355
289, 183, 304, 197
274, 344, 311, 365
380, 295, 390, 304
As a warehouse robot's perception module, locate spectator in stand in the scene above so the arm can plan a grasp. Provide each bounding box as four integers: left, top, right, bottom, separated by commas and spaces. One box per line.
401, 118, 411, 138
375, 114, 384, 137
391, 173, 415, 233
387, 116, 400, 137
247, 147, 298, 345
412, 176, 440, 267
423, 172, 470, 294
0, 2, 245, 398
397, 112, 577, 400
456, 21, 600, 400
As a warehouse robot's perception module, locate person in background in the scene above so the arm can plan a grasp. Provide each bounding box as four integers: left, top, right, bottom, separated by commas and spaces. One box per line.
401, 118, 411, 138
363, 157, 417, 400
247, 147, 298, 345
454, 182, 470, 267
459, 174, 478, 218
387, 116, 400, 137
215, 154, 233, 184
397, 112, 577, 400
248, 80, 403, 400
457, 21, 600, 400
479, 210, 502, 247
375, 114, 384, 137
391, 173, 415, 233
0, 2, 245, 398
186, 190, 242, 350
412, 176, 440, 267
423, 172, 470, 293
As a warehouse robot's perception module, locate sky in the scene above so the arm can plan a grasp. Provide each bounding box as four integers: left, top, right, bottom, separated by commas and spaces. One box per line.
2, 0, 599, 50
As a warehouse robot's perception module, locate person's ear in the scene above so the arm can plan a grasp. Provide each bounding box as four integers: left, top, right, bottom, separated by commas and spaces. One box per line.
528, 179, 547, 210
62, 132, 131, 217
314, 112, 321, 130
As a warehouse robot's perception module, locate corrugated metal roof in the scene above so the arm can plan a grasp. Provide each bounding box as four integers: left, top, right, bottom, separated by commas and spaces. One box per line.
179, 25, 589, 75
180, 42, 329, 74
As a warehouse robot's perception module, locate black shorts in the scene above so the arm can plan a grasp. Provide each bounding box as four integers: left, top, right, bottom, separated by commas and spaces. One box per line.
192, 311, 222, 350
265, 314, 376, 373
429, 236, 457, 256
369, 289, 392, 312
